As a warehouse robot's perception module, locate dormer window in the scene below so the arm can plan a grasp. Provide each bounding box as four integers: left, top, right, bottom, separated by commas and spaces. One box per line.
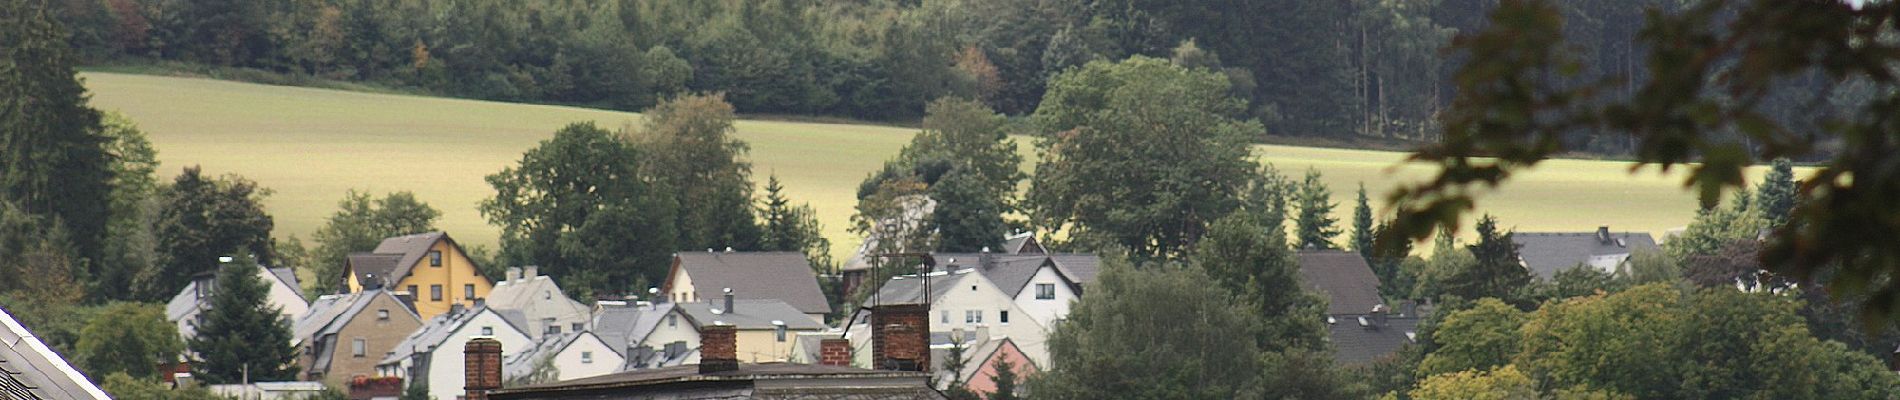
429, 251, 443, 267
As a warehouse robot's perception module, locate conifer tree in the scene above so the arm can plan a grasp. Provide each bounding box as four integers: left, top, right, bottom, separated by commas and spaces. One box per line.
1294, 169, 1340, 250
1756, 158, 1796, 227
1445, 215, 1530, 304
187, 256, 299, 383
0, 0, 114, 265
1350, 183, 1374, 258
989, 357, 1020, 400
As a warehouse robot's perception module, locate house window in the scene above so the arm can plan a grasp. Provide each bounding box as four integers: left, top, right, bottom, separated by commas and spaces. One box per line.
581, 351, 594, 364
666, 314, 677, 327
545, 318, 560, 335
377, 309, 390, 321
430, 285, 443, 301
572, 323, 584, 332
406, 285, 418, 296
965, 310, 982, 324
465, 284, 476, 299
481, 326, 494, 336
1000, 310, 1010, 324
775, 325, 787, 342
429, 251, 443, 267
1036, 283, 1056, 300
352, 338, 367, 357
941, 310, 950, 324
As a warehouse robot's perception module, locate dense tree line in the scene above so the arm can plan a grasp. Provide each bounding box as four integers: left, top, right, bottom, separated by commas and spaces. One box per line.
52, 0, 1844, 150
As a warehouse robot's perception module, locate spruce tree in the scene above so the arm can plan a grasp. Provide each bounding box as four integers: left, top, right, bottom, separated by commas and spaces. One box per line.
1294, 169, 1340, 249
1350, 183, 1374, 258
187, 256, 299, 383
1445, 215, 1530, 304
1756, 158, 1796, 227
0, 0, 114, 266
989, 356, 1020, 400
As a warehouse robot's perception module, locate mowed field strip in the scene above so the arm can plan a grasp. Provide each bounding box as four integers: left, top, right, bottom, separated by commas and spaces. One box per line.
84, 72, 1767, 263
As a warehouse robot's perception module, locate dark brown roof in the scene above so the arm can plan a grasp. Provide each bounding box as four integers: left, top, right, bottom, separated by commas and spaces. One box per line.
671, 252, 832, 315
490, 362, 938, 398
344, 232, 473, 289
1296, 251, 1386, 316
346, 253, 402, 288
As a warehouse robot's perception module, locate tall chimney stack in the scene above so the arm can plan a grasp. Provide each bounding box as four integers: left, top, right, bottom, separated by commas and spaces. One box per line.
871, 303, 929, 372
723, 287, 735, 313
819, 338, 853, 367
699, 324, 739, 374
464, 337, 503, 400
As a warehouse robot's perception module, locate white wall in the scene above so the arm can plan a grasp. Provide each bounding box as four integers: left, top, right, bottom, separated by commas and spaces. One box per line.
665, 270, 700, 304
935, 272, 1050, 366
636, 309, 702, 365
1011, 265, 1078, 328
551, 333, 622, 381
265, 268, 310, 328
423, 310, 532, 400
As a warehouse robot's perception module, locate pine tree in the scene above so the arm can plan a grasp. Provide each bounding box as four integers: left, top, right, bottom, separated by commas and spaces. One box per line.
0, 0, 114, 266
1756, 158, 1796, 227
990, 356, 1020, 400
1445, 215, 1529, 304
187, 256, 299, 383
1294, 169, 1341, 249
1350, 183, 1374, 258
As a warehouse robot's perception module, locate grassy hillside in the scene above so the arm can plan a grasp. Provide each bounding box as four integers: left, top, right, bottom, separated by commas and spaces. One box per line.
84, 72, 1749, 265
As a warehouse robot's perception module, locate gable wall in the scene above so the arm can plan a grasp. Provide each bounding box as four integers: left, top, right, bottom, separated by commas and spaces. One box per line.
393, 240, 494, 320
315, 294, 422, 387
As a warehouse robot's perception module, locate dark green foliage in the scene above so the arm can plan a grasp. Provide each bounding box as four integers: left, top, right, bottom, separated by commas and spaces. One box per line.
76, 302, 181, 380
631, 93, 762, 252
1442, 215, 1529, 304
758, 175, 831, 267
1351, 184, 1375, 258
1755, 158, 1796, 227
1369, 221, 1416, 300
482, 122, 677, 296
1028, 56, 1260, 260
1194, 212, 1325, 352
856, 97, 1021, 254
1026, 259, 1264, 399
97, 113, 162, 301
1540, 265, 1624, 300
102, 373, 229, 400
187, 256, 300, 383
989, 356, 1019, 400
930, 169, 1007, 253
399, 383, 429, 400
1294, 169, 1341, 250
152, 167, 275, 300
1, 0, 114, 267
307, 190, 440, 294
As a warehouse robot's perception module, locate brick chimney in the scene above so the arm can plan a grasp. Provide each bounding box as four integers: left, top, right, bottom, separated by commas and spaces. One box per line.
463, 337, 503, 400
699, 324, 738, 374
819, 338, 852, 367
871, 303, 929, 372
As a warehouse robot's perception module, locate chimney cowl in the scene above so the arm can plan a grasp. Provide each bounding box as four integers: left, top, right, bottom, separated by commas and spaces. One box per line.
723, 288, 735, 314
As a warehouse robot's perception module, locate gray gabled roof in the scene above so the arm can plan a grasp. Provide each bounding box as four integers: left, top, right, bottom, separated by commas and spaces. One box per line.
674, 300, 827, 331
381, 305, 528, 365
296, 290, 417, 372
929, 254, 1090, 299
870, 271, 971, 306
1002, 232, 1043, 254
670, 252, 832, 315
0, 308, 109, 399
1514, 230, 1660, 280
592, 303, 676, 358
504, 331, 601, 380
1297, 251, 1386, 316
268, 267, 303, 298
1326, 317, 1420, 366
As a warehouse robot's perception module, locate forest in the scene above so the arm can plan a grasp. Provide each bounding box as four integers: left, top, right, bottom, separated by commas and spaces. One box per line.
47, 0, 1859, 154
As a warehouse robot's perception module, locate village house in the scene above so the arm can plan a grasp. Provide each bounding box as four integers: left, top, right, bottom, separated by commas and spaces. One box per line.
377, 303, 532, 400
341, 232, 494, 320
292, 288, 422, 387
1, 307, 110, 399
865, 269, 1052, 366
1514, 226, 1661, 280
166, 263, 309, 344
1297, 250, 1423, 366
502, 330, 624, 384
926, 253, 1099, 327
932, 334, 1035, 397
661, 251, 833, 324
840, 231, 1046, 296
649, 295, 828, 364
486, 266, 590, 339
485, 303, 945, 400
591, 301, 695, 370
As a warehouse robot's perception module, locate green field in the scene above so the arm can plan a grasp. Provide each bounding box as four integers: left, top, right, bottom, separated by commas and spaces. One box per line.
83, 72, 1759, 263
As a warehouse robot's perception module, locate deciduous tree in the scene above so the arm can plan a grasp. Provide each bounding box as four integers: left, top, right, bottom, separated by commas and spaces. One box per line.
307, 190, 440, 294
629, 93, 762, 251
151, 167, 275, 300
77, 302, 181, 380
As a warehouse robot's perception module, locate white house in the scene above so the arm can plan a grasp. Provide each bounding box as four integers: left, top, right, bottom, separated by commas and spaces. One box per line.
863, 269, 1053, 366
927, 253, 1097, 328
165, 265, 309, 344
377, 304, 531, 400
503, 331, 624, 384
486, 266, 591, 339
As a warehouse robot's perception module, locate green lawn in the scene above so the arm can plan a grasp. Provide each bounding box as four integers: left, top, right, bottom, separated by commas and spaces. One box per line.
83, 72, 1758, 264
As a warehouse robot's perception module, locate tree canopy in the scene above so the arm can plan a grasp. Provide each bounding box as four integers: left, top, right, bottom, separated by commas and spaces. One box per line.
187, 257, 299, 383
306, 190, 440, 294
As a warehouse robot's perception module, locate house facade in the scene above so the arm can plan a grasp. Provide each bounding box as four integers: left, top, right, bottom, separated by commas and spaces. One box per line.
503, 331, 624, 384
293, 289, 422, 387
487, 266, 591, 339
639, 298, 828, 365
661, 252, 833, 323
377, 304, 531, 400
166, 264, 309, 343
927, 253, 1098, 328
867, 270, 1051, 366
342, 232, 494, 320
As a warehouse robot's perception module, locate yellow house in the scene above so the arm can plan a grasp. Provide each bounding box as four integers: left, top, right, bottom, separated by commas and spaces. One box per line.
341, 232, 494, 320
656, 298, 828, 363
